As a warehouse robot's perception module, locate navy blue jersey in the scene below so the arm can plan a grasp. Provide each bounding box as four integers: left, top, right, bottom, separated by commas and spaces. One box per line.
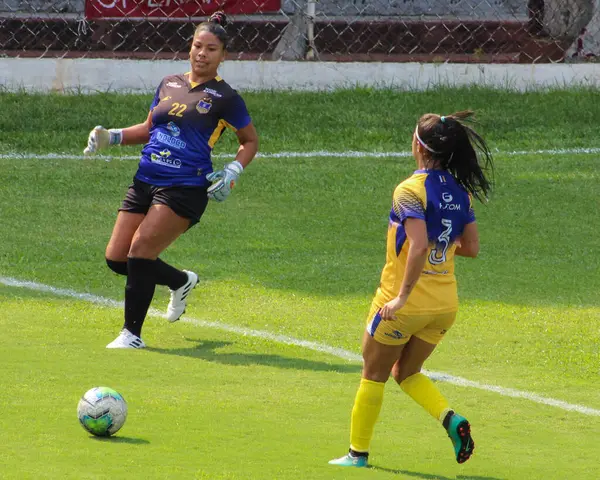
136, 73, 251, 187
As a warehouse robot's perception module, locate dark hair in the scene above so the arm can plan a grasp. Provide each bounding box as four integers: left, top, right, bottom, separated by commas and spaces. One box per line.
194, 11, 229, 49
416, 111, 493, 202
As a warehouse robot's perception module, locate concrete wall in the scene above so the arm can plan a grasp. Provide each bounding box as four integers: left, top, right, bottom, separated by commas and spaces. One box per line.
2, 58, 599, 92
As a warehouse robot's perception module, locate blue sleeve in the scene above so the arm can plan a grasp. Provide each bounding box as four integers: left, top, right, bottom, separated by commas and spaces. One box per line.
467, 195, 476, 223
149, 82, 162, 111
222, 93, 251, 130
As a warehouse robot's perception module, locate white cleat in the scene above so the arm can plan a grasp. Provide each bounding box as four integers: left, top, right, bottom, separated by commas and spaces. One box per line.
166, 270, 199, 323
106, 329, 146, 349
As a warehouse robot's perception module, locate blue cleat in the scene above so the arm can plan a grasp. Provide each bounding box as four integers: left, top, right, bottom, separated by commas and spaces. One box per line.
328, 453, 368, 467
444, 412, 475, 464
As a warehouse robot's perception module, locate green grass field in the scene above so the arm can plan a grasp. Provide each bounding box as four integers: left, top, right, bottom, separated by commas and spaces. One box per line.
0, 89, 599, 480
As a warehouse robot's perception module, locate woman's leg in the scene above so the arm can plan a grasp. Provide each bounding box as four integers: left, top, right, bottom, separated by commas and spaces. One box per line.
105, 211, 189, 289
348, 331, 406, 456
391, 336, 451, 422
105, 211, 145, 273
120, 205, 190, 339
392, 335, 474, 463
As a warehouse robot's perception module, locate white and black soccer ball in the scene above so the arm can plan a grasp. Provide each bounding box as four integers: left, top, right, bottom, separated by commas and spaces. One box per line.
77, 386, 127, 437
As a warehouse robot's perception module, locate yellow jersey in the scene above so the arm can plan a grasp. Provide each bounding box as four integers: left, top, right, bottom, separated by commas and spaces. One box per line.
374, 169, 475, 314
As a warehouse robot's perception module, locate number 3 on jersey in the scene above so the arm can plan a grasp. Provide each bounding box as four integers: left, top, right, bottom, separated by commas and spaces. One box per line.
168, 102, 187, 117
429, 218, 452, 265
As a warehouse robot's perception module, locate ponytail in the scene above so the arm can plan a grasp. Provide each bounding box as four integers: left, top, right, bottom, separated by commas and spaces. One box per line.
416, 111, 493, 202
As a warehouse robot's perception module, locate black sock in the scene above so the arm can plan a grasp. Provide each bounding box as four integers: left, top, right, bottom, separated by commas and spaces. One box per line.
442, 410, 455, 430
124, 257, 157, 337
105, 257, 186, 288
106, 258, 128, 276
154, 258, 188, 290
349, 449, 368, 458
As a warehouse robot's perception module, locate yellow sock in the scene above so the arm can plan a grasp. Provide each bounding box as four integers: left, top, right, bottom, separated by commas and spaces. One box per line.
400, 372, 451, 423
350, 378, 385, 453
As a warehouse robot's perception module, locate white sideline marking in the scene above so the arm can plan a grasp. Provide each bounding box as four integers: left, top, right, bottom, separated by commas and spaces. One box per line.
3, 147, 600, 161
2, 275, 599, 417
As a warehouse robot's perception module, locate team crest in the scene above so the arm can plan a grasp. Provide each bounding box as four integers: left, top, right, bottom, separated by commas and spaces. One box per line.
196, 97, 213, 114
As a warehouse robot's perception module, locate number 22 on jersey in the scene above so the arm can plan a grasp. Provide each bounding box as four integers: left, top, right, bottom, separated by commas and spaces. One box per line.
168, 102, 187, 117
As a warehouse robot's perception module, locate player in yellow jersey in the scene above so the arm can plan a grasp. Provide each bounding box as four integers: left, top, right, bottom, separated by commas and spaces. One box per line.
330, 111, 493, 468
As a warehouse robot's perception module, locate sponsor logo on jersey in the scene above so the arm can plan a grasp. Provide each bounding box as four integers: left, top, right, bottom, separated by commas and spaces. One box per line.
156, 132, 186, 150
196, 97, 213, 114
150, 149, 181, 168
167, 121, 181, 136
423, 269, 449, 275
203, 88, 223, 98
439, 203, 461, 211
166, 81, 182, 88
442, 192, 453, 202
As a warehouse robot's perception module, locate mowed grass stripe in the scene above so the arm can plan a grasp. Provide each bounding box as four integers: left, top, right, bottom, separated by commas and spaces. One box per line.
2, 275, 599, 417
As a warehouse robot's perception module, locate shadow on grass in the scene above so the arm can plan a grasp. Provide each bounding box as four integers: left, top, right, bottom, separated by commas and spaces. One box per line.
369, 466, 505, 480
89, 435, 150, 445
147, 339, 361, 374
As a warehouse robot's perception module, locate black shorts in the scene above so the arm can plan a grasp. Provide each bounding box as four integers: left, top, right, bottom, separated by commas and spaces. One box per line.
119, 178, 209, 226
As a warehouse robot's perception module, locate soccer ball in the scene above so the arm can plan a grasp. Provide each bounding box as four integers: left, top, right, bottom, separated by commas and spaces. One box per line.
77, 386, 128, 437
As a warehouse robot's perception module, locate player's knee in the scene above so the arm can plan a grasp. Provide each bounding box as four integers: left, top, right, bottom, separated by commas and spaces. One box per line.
106, 258, 128, 276
393, 364, 421, 384
128, 236, 157, 259
105, 242, 130, 262
361, 363, 392, 383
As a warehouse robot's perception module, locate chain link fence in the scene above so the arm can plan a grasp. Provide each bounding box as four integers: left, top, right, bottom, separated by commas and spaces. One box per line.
1, 1, 598, 63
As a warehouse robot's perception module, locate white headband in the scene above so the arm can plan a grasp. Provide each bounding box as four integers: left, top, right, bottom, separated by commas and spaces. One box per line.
415, 126, 441, 154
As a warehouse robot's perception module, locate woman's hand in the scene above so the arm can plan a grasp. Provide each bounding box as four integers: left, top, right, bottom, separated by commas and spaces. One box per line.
380, 295, 407, 320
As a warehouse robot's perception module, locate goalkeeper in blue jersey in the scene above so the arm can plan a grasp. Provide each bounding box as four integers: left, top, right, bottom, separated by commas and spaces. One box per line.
83, 12, 258, 349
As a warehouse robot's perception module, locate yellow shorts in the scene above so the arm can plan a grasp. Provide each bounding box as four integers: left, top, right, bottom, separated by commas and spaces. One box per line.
365, 301, 456, 346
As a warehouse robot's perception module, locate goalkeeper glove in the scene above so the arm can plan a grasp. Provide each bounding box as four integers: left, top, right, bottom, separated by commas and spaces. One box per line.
84, 126, 123, 155
206, 161, 244, 202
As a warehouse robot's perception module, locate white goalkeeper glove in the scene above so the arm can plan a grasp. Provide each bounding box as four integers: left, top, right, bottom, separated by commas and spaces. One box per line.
84, 126, 123, 155
206, 161, 244, 202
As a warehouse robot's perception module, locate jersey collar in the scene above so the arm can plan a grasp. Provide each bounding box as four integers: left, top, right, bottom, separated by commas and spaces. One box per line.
184, 72, 222, 91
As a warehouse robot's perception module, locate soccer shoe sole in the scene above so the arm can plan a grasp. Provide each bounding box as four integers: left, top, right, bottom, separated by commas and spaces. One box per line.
450, 419, 474, 464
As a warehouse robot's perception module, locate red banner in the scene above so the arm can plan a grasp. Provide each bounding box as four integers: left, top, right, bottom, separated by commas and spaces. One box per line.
85, 0, 281, 19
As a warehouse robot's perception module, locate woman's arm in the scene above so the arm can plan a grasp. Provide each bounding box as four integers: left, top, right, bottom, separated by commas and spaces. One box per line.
120, 111, 153, 146
205, 122, 259, 202
455, 222, 479, 258
397, 218, 429, 300
233, 122, 259, 168
84, 111, 153, 154
380, 218, 429, 319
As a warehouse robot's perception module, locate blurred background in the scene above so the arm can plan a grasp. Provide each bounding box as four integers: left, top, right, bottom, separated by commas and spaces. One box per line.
1, 0, 598, 65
